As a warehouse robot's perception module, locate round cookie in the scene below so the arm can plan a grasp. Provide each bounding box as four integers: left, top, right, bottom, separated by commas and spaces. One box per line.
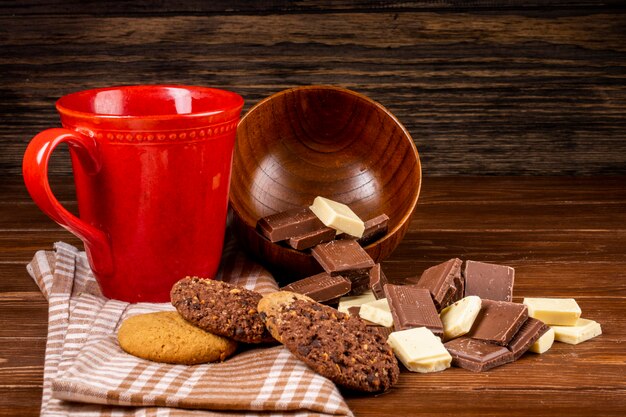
257, 291, 314, 342
171, 276, 275, 344
117, 311, 237, 365
258, 291, 399, 392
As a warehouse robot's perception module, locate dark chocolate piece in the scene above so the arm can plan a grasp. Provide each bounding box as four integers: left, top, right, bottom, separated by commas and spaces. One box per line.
466, 299, 528, 346
384, 284, 443, 337
347, 271, 371, 295
464, 260, 515, 302
340, 213, 389, 246
444, 337, 514, 372
347, 306, 361, 317
257, 208, 325, 242
439, 284, 458, 310
281, 272, 351, 303
449, 267, 465, 304
322, 296, 342, 305
409, 258, 462, 311
287, 226, 336, 250
311, 240, 375, 276
343, 268, 373, 280
347, 306, 379, 326
507, 318, 550, 360
358, 214, 390, 245
369, 264, 388, 299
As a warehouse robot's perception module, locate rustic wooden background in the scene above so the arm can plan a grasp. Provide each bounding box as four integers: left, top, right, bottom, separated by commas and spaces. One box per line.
2, 0, 625, 177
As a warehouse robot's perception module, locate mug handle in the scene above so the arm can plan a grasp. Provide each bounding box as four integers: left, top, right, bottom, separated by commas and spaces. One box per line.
23, 128, 113, 276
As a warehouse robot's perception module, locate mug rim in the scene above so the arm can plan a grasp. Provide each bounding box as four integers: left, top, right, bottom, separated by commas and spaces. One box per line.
56, 84, 244, 122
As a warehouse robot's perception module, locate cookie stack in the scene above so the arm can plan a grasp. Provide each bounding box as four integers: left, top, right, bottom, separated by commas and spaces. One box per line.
170, 278, 399, 392
118, 277, 400, 393
118, 277, 274, 366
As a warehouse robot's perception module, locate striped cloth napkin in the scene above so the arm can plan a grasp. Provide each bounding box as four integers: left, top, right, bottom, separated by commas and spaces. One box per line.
27, 236, 353, 417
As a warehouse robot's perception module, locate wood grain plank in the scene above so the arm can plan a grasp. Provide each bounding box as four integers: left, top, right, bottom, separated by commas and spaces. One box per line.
0, 176, 76, 202
345, 389, 626, 417
2, 11, 625, 176
2, 0, 625, 17
5, 257, 618, 298
392, 230, 626, 263
411, 202, 626, 231
0, 339, 46, 386
0, 387, 42, 417
3, 177, 626, 235
0, 203, 77, 231
4, 13, 626, 50
0, 232, 82, 263
4, 177, 626, 204
1, 388, 623, 417
0, 298, 48, 338
4, 199, 626, 232
1, 228, 624, 264
7, 257, 624, 300
418, 177, 626, 204
0, 264, 41, 293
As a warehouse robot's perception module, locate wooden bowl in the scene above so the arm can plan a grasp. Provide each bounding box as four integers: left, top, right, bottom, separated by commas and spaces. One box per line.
230, 86, 421, 281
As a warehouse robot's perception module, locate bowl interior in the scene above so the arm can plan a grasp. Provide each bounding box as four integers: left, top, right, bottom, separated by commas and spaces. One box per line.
231, 86, 421, 275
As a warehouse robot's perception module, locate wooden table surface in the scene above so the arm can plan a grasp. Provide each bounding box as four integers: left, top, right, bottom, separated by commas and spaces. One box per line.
1, 175, 625, 416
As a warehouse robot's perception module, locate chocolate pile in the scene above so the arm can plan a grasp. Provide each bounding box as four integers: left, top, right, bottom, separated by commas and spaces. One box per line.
257, 198, 389, 298
257, 199, 602, 374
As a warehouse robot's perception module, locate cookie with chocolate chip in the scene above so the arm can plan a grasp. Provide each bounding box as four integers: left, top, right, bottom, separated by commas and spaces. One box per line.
171, 277, 274, 344
258, 291, 399, 392
257, 291, 314, 342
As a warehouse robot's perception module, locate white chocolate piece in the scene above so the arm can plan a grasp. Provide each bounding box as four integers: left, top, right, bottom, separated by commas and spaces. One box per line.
359, 298, 393, 327
309, 196, 365, 238
439, 296, 482, 341
387, 327, 452, 373
528, 327, 555, 354
337, 290, 376, 314
552, 318, 602, 345
522, 297, 581, 325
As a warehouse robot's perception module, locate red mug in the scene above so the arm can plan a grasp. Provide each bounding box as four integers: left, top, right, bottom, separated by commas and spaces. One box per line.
23, 85, 244, 302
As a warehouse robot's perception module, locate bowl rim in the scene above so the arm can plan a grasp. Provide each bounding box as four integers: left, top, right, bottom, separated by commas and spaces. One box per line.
232, 84, 422, 253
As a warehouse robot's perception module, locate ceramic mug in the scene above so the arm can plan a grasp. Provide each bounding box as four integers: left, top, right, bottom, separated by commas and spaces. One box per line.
23, 85, 244, 302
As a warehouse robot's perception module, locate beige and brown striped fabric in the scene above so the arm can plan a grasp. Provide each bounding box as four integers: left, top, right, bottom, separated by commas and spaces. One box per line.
27, 238, 353, 417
